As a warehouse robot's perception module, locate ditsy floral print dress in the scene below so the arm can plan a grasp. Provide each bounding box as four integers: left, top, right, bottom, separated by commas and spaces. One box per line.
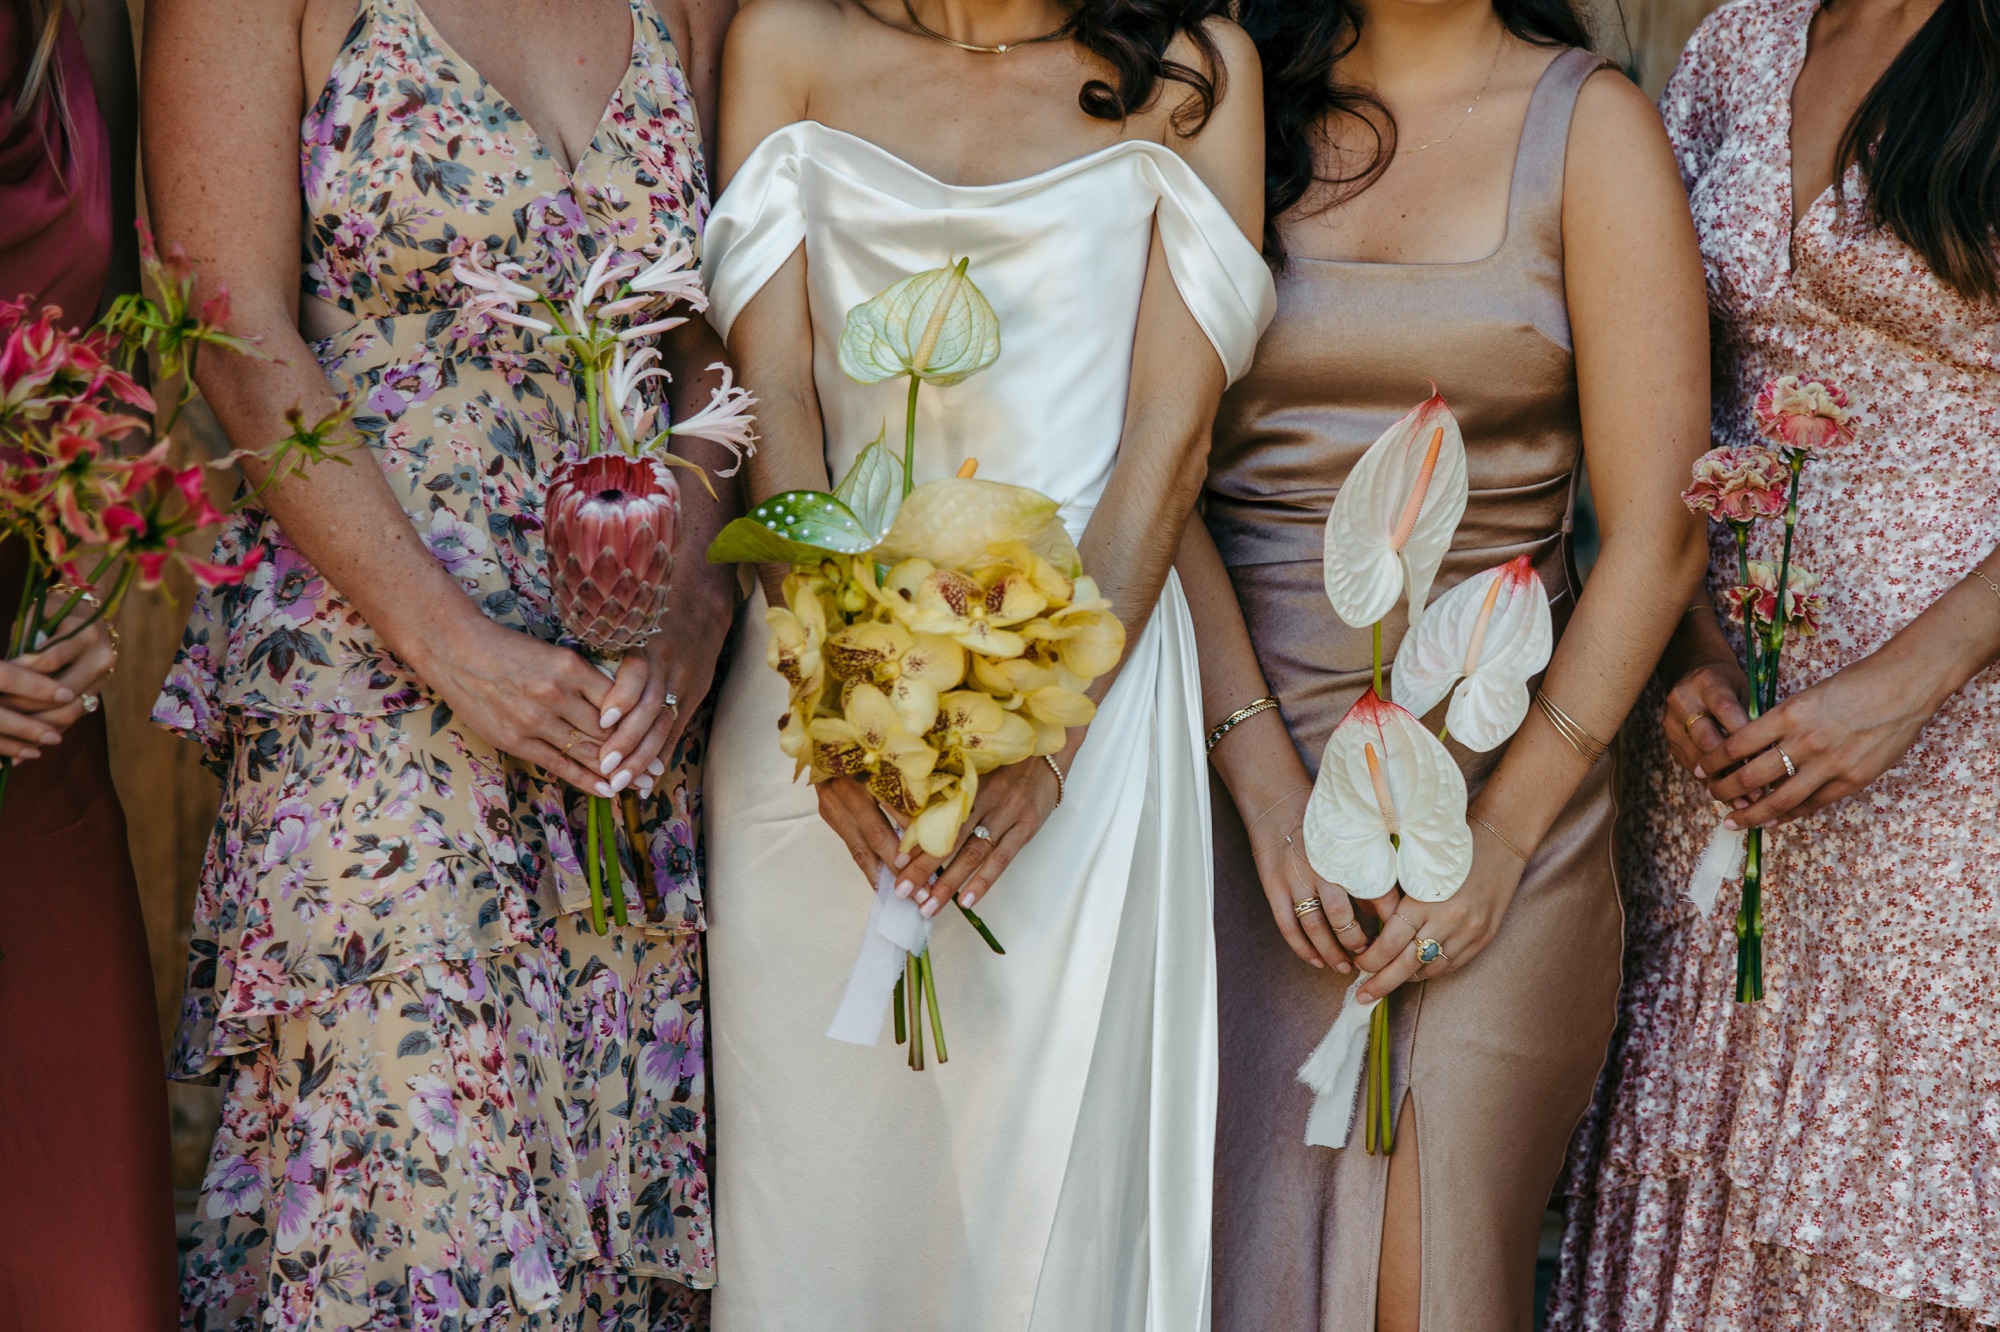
152, 2, 717, 1327
1551, 0, 2000, 1327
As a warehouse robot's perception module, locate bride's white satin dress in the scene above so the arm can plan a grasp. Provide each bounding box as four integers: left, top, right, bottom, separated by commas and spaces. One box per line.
699, 121, 1274, 1332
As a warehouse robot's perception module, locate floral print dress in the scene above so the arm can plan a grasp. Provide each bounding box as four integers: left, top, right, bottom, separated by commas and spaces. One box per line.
1551, 0, 2000, 1327
152, 2, 717, 1327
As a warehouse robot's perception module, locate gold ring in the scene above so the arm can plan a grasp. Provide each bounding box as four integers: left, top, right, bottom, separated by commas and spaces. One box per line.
1415, 938, 1447, 966
561, 727, 584, 758
1776, 745, 1796, 778
1293, 896, 1323, 919
1395, 910, 1419, 932
971, 824, 994, 843
663, 692, 680, 716
1683, 710, 1713, 735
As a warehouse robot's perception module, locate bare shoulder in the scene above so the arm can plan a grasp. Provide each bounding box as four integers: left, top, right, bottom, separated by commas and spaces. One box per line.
1161, 15, 1260, 128
1566, 65, 1678, 187
1160, 17, 1263, 234
727, 0, 847, 66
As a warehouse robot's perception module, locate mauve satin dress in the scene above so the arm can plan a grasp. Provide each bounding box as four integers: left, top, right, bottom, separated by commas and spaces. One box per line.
1204, 47, 1623, 1332
0, 7, 177, 1330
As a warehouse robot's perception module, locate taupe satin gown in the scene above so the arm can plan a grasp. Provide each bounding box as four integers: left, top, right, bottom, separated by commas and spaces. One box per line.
1205, 48, 1623, 1332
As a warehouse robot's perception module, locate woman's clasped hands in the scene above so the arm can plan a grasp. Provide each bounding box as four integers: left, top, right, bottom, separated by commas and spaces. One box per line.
1, 609, 119, 763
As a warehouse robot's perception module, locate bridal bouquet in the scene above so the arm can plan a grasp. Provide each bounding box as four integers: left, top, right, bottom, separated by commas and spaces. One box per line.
1296, 392, 1554, 1150
0, 222, 354, 812
708, 260, 1125, 1069
452, 238, 757, 934
1680, 374, 1851, 1002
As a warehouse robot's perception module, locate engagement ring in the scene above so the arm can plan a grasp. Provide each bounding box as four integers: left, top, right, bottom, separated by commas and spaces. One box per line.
1416, 938, 1447, 965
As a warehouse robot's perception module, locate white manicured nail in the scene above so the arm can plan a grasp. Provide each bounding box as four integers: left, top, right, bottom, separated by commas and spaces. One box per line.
600, 707, 622, 728
609, 770, 632, 794
647, 758, 666, 777
600, 751, 623, 776
595, 781, 614, 798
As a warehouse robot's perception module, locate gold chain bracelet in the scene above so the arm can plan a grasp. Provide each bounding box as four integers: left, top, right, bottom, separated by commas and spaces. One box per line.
1206, 695, 1281, 754
1535, 689, 1608, 765
1971, 568, 2000, 613
1472, 814, 1532, 864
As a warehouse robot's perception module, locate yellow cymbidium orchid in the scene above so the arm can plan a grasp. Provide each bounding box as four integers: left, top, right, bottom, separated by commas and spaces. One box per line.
931, 689, 1038, 775
807, 684, 940, 818
901, 566, 1048, 658
823, 620, 968, 734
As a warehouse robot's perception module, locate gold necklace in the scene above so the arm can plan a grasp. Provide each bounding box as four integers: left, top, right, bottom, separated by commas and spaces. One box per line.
900, 0, 1075, 54
1398, 32, 1505, 155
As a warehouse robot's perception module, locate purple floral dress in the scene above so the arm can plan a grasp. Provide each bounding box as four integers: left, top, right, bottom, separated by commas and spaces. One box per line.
152, 2, 716, 1327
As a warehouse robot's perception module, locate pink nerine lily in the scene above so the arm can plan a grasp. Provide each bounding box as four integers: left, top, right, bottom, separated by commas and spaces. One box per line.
1391, 554, 1552, 752
1323, 391, 1469, 630
1303, 688, 1473, 902
629, 237, 709, 312
665, 364, 758, 474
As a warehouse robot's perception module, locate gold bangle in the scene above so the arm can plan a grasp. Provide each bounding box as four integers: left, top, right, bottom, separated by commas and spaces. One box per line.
1207, 695, 1281, 753
1971, 568, 2000, 612
1535, 689, 1609, 765
1472, 814, 1532, 864
1043, 753, 1066, 807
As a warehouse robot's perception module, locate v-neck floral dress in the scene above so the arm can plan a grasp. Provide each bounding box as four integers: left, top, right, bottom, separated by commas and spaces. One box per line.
151, 2, 716, 1327
1551, 0, 2000, 1327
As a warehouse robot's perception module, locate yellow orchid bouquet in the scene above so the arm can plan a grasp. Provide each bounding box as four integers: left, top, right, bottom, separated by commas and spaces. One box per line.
709, 260, 1124, 1068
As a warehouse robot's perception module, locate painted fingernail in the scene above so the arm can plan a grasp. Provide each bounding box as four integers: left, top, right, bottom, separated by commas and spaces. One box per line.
1309, 957, 1325, 969
600, 707, 622, 728
1336, 961, 1352, 973
960, 891, 975, 907
647, 758, 665, 777
16, 748, 39, 761
921, 899, 941, 919
609, 770, 632, 794
637, 779, 654, 798
1723, 817, 1739, 830
914, 888, 929, 906
1694, 765, 1706, 779
599, 751, 623, 776
51, 687, 73, 703
595, 781, 614, 798
894, 852, 911, 869
896, 879, 915, 900
40, 732, 60, 745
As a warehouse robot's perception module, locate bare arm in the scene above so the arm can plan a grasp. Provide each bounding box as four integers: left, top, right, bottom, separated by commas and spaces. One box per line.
1357, 70, 1712, 997
144, 0, 621, 795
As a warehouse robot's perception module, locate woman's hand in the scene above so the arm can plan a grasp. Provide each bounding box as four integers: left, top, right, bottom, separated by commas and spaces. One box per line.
913, 758, 1063, 918
587, 594, 734, 799
1242, 782, 1366, 973
418, 615, 620, 796
1696, 646, 1946, 830
1351, 821, 1531, 1001
0, 615, 120, 761
1662, 655, 1752, 777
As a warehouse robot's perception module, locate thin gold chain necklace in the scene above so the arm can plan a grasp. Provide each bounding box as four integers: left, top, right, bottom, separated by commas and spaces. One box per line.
900, 0, 1075, 54
1398, 32, 1505, 154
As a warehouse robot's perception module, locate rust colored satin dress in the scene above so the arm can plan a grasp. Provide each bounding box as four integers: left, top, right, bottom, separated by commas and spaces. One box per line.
1204, 48, 1623, 1332
0, 8, 178, 1331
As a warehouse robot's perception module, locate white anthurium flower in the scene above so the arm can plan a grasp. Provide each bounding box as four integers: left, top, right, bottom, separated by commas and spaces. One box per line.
1390, 553, 1552, 752
1303, 689, 1473, 902
1323, 391, 1469, 630
838, 258, 1001, 387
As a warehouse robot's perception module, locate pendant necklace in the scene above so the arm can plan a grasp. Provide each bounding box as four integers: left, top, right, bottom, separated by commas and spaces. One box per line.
1399, 32, 1506, 154
900, 0, 1075, 54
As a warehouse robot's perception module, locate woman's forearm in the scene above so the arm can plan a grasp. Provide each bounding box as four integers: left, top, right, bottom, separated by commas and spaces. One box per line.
1867, 547, 2000, 710
1175, 517, 1300, 801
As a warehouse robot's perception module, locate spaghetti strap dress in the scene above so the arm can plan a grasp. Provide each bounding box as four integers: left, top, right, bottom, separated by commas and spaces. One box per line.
1203, 48, 1623, 1332
151, 2, 716, 1326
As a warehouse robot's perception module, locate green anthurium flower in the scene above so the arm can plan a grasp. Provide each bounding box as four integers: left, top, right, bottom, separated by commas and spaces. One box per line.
838, 258, 1001, 388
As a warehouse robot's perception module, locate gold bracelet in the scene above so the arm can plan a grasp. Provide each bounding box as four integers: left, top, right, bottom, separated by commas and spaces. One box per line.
1043, 753, 1066, 808
1206, 695, 1281, 754
1472, 814, 1532, 864
1535, 690, 1609, 765
1971, 568, 2000, 612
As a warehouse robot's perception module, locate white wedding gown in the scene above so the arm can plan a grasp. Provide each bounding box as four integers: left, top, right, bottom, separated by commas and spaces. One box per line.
699, 121, 1274, 1332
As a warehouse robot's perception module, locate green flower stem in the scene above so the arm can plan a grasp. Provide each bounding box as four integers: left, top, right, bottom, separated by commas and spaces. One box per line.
1733, 522, 1765, 1004
921, 948, 948, 1064
599, 796, 629, 928
893, 975, 908, 1046
1373, 998, 1394, 1155
956, 900, 1006, 954
902, 374, 921, 501
908, 953, 926, 1071
584, 793, 607, 935
1371, 621, 1385, 697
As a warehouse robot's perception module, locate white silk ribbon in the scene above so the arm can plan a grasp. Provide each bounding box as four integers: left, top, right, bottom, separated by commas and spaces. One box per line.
1686, 818, 1747, 917
826, 865, 934, 1045
1296, 977, 1382, 1149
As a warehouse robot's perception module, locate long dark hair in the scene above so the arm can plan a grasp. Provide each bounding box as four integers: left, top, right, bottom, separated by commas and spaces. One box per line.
1237, 0, 1590, 262
1835, 0, 2000, 300
1068, 0, 1223, 134
5, 0, 68, 128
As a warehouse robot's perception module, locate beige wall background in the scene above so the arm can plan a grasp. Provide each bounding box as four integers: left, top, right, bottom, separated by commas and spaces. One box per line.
110, 0, 1727, 1199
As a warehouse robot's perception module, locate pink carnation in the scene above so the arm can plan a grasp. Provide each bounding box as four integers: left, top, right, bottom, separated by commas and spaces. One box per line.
1753, 375, 1856, 454
1724, 559, 1827, 636
1682, 445, 1791, 523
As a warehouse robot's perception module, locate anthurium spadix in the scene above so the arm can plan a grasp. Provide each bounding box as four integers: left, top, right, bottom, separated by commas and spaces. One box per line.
1304, 689, 1473, 902
1323, 392, 1469, 629
1391, 554, 1553, 751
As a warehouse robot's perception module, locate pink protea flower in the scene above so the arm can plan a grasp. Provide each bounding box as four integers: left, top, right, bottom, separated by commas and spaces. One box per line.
1725, 559, 1828, 635
1682, 445, 1792, 523
544, 453, 681, 652
1753, 375, 1856, 454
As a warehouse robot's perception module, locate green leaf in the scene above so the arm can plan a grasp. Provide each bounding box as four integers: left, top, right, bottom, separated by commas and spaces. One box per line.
705, 490, 877, 566
832, 427, 904, 539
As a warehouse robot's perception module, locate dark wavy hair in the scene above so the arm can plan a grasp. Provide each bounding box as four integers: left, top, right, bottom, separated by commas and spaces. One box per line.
1835, 0, 2000, 300
1065, 0, 1223, 134
1236, 0, 1591, 262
